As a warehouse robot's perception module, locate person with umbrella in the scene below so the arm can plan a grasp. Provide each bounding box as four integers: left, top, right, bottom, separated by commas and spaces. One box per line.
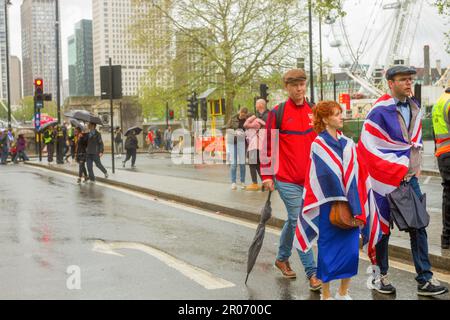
260, 69, 321, 291
358, 66, 448, 296
86, 122, 108, 182
123, 129, 139, 168
74, 125, 88, 183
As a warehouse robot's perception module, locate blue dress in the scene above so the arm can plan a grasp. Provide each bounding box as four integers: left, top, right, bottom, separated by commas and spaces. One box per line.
316, 132, 360, 283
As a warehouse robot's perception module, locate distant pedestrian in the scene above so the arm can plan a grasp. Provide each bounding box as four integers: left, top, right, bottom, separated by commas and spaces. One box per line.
0, 129, 8, 165
123, 130, 138, 168
56, 124, 66, 164
86, 122, 108, 182
155, 129, 162, 149
13, 134, 29, 163
226, 107, 251, 190
432, 86, 450, 250
164, 126, 172, 151
74, 127, 88, 183
146, 130, 155, 153
65, 124, 76, 163
43, 126, 56, 163
244, 99, 269, 191
114, 127, 123, 158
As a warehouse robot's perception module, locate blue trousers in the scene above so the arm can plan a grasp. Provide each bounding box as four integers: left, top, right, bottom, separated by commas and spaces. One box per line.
275, 179, 317, 279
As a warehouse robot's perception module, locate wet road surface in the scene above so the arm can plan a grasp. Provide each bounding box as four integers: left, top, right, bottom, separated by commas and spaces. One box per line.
0, 165, 449, 300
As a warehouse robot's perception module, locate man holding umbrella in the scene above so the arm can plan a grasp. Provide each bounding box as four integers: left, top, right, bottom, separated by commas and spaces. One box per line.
123, 129, 139, 168
86, 122, 108, 182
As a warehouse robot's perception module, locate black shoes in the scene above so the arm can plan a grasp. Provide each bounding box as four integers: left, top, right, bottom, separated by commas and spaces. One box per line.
418, 278, 449, 296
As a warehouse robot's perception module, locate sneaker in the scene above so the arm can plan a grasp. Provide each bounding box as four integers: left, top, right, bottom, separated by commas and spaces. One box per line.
370, 274, 396, 294
320, 294, 335, 300
104, 173, 109, 179
245, 183, 260, 191
231, 183, 237, 190
274, 259, 296, 279
83, 176, 89, 183
335, 292, 353, 300
417, 278, 449, 296
239, 182, 246, 190
309, 275, 322, 291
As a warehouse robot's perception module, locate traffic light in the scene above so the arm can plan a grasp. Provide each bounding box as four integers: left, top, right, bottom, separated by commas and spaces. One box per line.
187, 94, 198, 119
34, 78, 44, 109
260, 83, 269, 102
169, 109, 174, 120
200, 98, 207, 121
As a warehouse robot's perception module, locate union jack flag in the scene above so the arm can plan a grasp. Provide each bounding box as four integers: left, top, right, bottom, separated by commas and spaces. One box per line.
293, 132, 382, 264
357, 94, 423, 235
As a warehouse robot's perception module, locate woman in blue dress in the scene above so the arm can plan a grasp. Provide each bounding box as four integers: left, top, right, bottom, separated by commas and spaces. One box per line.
297, 101, 365, 300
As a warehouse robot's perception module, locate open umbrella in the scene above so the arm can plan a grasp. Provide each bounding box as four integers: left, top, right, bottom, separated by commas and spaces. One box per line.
245, 191, 272, 284
38, 120, 58, 132
64, 109, 102, 125
32, 114, 55, 128
70, 118, 85, 130
125, 126, 143, 136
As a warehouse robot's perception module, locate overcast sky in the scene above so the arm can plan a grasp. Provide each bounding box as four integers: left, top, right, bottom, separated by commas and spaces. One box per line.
7, 0, 450, 81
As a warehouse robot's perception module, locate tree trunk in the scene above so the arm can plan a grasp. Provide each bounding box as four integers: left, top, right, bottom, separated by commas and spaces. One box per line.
225, 90, 235, 124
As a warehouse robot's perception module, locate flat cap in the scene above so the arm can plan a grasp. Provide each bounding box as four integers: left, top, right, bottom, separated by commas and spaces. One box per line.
283, 69, 307, 83
386, 66, 417, 80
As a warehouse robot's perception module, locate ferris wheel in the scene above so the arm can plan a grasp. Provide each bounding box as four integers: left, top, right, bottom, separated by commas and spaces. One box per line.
324, 0, 436, 97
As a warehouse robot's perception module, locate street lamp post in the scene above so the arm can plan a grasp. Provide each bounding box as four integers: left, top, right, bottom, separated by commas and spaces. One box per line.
55, 0, 61, 124
5, 0, 12, 127
308, 0, 314, 104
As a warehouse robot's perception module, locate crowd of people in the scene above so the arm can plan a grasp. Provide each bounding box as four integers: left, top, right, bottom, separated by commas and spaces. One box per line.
225, 67, 449, 299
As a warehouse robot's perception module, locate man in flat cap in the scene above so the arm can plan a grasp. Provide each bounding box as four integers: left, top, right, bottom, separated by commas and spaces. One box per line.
260, 69, 322, 291
358, 65, 448, 296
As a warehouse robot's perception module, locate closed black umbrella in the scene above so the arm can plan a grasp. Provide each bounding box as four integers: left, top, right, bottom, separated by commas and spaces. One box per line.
64, 110, 102, 125
125, 126, 143, 136
38, 120, 58, 132
387, 181, 429, 231
245, 191, 272, 284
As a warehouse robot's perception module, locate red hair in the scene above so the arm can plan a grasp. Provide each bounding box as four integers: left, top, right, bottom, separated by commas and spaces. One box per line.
312, 100, 342, 133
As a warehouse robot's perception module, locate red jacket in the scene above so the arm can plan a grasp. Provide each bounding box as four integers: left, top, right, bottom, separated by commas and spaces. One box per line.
260, 98, 317, 186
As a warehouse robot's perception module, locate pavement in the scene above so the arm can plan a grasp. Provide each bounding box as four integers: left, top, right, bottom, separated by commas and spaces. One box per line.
21, 139, 450, 274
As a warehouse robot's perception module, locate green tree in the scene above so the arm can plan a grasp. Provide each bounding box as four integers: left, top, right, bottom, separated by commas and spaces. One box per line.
433, 0, 450, 54
12, 97, 58, 122
131, 0, 311, 123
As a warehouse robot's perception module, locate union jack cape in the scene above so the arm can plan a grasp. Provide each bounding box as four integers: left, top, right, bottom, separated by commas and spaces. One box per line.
357, 94, 423, 234
293, 131, 383, 264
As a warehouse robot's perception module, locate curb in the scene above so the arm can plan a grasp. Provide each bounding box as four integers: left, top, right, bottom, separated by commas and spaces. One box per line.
25, 162, 450, 274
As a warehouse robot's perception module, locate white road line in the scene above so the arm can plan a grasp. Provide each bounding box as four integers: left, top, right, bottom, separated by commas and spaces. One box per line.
92, 240, 235, 290
424, 176, 432, 185
29, 165, 450, 283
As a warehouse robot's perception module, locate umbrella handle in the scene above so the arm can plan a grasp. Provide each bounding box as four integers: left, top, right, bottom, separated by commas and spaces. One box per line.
267, 191, 272, 202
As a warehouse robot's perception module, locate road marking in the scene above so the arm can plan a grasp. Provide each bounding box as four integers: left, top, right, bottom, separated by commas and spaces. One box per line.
30, 165, 450, 283
424, 176, 432, 185
92, 240, 235, 290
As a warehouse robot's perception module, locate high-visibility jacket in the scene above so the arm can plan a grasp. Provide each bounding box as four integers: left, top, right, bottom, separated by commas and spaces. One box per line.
432, 91, 450, 157
43, 129, 54, 145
